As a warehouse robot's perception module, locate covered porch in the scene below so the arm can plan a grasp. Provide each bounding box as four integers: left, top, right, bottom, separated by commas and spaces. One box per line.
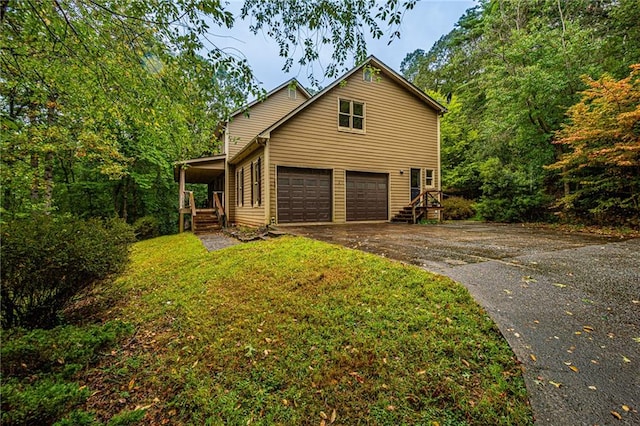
174, 155, 227, 233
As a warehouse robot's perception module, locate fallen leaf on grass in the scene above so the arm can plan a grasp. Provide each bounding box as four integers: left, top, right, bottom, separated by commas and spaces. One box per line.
588, 386, 597, 390
622, 405, 630, 412
569, 365, 579, 372
330, 409, 337, 423
553, 283, 567, 288
549, 381, 562, 388
530, 354, 537, 362
611, 410, 622, 420
633, 337, 640, 343
622, 355, 631, 363
583, 326, 594, 332
320, 411, 328, 419
128, 378, 135, 390
134, 404, 153, 411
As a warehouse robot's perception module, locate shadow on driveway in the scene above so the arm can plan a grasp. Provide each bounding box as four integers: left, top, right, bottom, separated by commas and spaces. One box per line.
286, 222, 640, 425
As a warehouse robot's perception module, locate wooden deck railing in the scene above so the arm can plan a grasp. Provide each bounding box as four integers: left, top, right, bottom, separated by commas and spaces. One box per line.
410, 190, 442, 224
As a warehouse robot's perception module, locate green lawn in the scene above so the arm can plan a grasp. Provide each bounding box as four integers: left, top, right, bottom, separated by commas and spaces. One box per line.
3, 233, 532, 425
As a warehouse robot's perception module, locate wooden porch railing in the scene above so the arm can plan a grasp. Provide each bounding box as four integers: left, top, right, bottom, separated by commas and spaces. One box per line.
410, 190, 442, 224
179, 190, 197, 232
212, 191, 226, 228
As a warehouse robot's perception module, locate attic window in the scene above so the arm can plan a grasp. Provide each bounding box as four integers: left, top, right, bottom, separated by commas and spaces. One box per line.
288, 86, 297, 99
338, 99, 365, 131
363, 69, 372, 82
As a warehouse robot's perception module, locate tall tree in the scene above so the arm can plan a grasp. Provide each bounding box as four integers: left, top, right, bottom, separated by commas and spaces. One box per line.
402, 0, 640, 224
1, 0, 417, 229
548, 65, 640, 226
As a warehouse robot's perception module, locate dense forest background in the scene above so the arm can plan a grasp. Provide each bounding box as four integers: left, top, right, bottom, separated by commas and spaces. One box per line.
402, 0, 639, 226
2, 0, 639, 232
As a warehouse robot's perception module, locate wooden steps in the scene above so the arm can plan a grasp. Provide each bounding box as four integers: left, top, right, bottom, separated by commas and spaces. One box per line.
391, 206, 414, 223
193, 210, 221, 234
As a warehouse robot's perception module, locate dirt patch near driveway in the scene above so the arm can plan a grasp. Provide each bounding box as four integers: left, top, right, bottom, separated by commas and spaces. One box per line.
285, 222, 640, 425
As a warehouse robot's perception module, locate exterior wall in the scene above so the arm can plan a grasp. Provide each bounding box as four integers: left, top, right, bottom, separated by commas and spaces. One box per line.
227, 86, 307, 158
268, 69, 440, 224
230, 148, 266, 226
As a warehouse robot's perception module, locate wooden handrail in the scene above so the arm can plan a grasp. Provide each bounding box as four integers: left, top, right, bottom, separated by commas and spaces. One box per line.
183, 190, 196, 217
212, 192, 226, 227
410, 190, 442, 224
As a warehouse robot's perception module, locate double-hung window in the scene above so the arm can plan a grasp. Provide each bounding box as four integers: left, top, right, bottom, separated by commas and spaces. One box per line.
237, 168, 244, 206
338, 99, 365, 131
425, 169, 435, 187
251, 157, 262, 206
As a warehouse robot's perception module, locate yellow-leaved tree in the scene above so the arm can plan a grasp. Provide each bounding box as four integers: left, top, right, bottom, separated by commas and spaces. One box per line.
549, 64, 640, 227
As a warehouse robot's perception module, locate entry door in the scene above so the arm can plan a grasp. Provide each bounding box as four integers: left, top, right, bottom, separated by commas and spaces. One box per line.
410, 168, 421, 201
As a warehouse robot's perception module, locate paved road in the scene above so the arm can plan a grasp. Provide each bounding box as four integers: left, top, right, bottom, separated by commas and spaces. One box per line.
286, 222, 640, 425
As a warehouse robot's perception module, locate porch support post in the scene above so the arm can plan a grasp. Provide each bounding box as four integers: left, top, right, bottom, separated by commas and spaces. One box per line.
179, 167, 186, 232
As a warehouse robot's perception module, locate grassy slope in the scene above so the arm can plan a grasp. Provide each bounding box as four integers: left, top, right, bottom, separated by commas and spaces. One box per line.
89, 233, 531, 425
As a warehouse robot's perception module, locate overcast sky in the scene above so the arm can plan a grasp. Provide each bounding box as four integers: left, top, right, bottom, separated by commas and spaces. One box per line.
203, 1, 476, 91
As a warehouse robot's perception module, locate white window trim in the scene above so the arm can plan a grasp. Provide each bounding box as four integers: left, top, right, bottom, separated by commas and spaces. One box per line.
337, 98, 366, 134
425, 168, 435, 188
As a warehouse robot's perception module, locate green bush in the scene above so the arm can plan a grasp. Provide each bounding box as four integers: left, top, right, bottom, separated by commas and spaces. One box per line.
443, 196, 476, 220
0, 214, 135, 329
133, 215, 160, 240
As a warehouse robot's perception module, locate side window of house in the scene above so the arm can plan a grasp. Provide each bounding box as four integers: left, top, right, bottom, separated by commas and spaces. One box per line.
237, 168, 244, 206
250, 162, 254, 206
363, 69, 372, 82
288, 86, 297, 99
338, 99, 365, 131
255, 157, 262, 206
425, 169, 435, 187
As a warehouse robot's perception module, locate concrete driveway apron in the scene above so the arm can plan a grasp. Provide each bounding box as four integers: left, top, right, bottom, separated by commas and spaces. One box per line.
286, 222, 640, 425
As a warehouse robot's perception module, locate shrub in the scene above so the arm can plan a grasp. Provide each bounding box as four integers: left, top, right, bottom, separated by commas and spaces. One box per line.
133, 215, 160, 240
443, 196, 476, 220
0, 214, 135, 329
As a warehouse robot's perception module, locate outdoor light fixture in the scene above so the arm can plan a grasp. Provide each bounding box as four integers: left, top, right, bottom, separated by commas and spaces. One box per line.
399, 169, 404, 175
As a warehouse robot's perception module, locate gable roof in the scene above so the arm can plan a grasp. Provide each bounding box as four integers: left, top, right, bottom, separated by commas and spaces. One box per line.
229, 56, 447, 164
228, 78, 312, 120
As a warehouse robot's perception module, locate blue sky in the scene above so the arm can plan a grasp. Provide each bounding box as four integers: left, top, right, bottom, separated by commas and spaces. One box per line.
203, 1, 476, 90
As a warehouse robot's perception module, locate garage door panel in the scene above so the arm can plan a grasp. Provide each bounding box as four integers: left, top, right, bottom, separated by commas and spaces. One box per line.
278, 167, 332, 223
346, 172, 388, 221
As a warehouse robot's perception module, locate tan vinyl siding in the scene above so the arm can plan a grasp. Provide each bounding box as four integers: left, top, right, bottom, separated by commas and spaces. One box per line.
227, 87, 307, 158
268, 70, 439, 223
232, 148, 266, 226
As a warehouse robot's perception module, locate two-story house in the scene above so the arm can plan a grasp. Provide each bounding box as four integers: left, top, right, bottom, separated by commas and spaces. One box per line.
176, 56, 446, 231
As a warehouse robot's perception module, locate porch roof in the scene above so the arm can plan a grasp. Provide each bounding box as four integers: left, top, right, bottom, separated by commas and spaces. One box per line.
174, 155, 226, 184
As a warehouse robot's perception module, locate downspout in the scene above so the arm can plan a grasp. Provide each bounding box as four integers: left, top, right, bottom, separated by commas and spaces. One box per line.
437, 112, 442, 221
260, 137, 271, 226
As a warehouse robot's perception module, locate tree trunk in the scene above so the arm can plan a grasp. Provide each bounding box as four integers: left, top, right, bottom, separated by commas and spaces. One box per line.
30, 153, 40, 201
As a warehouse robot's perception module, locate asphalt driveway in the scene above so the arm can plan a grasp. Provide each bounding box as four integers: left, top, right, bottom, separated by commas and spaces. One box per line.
285, 222, 640, 425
